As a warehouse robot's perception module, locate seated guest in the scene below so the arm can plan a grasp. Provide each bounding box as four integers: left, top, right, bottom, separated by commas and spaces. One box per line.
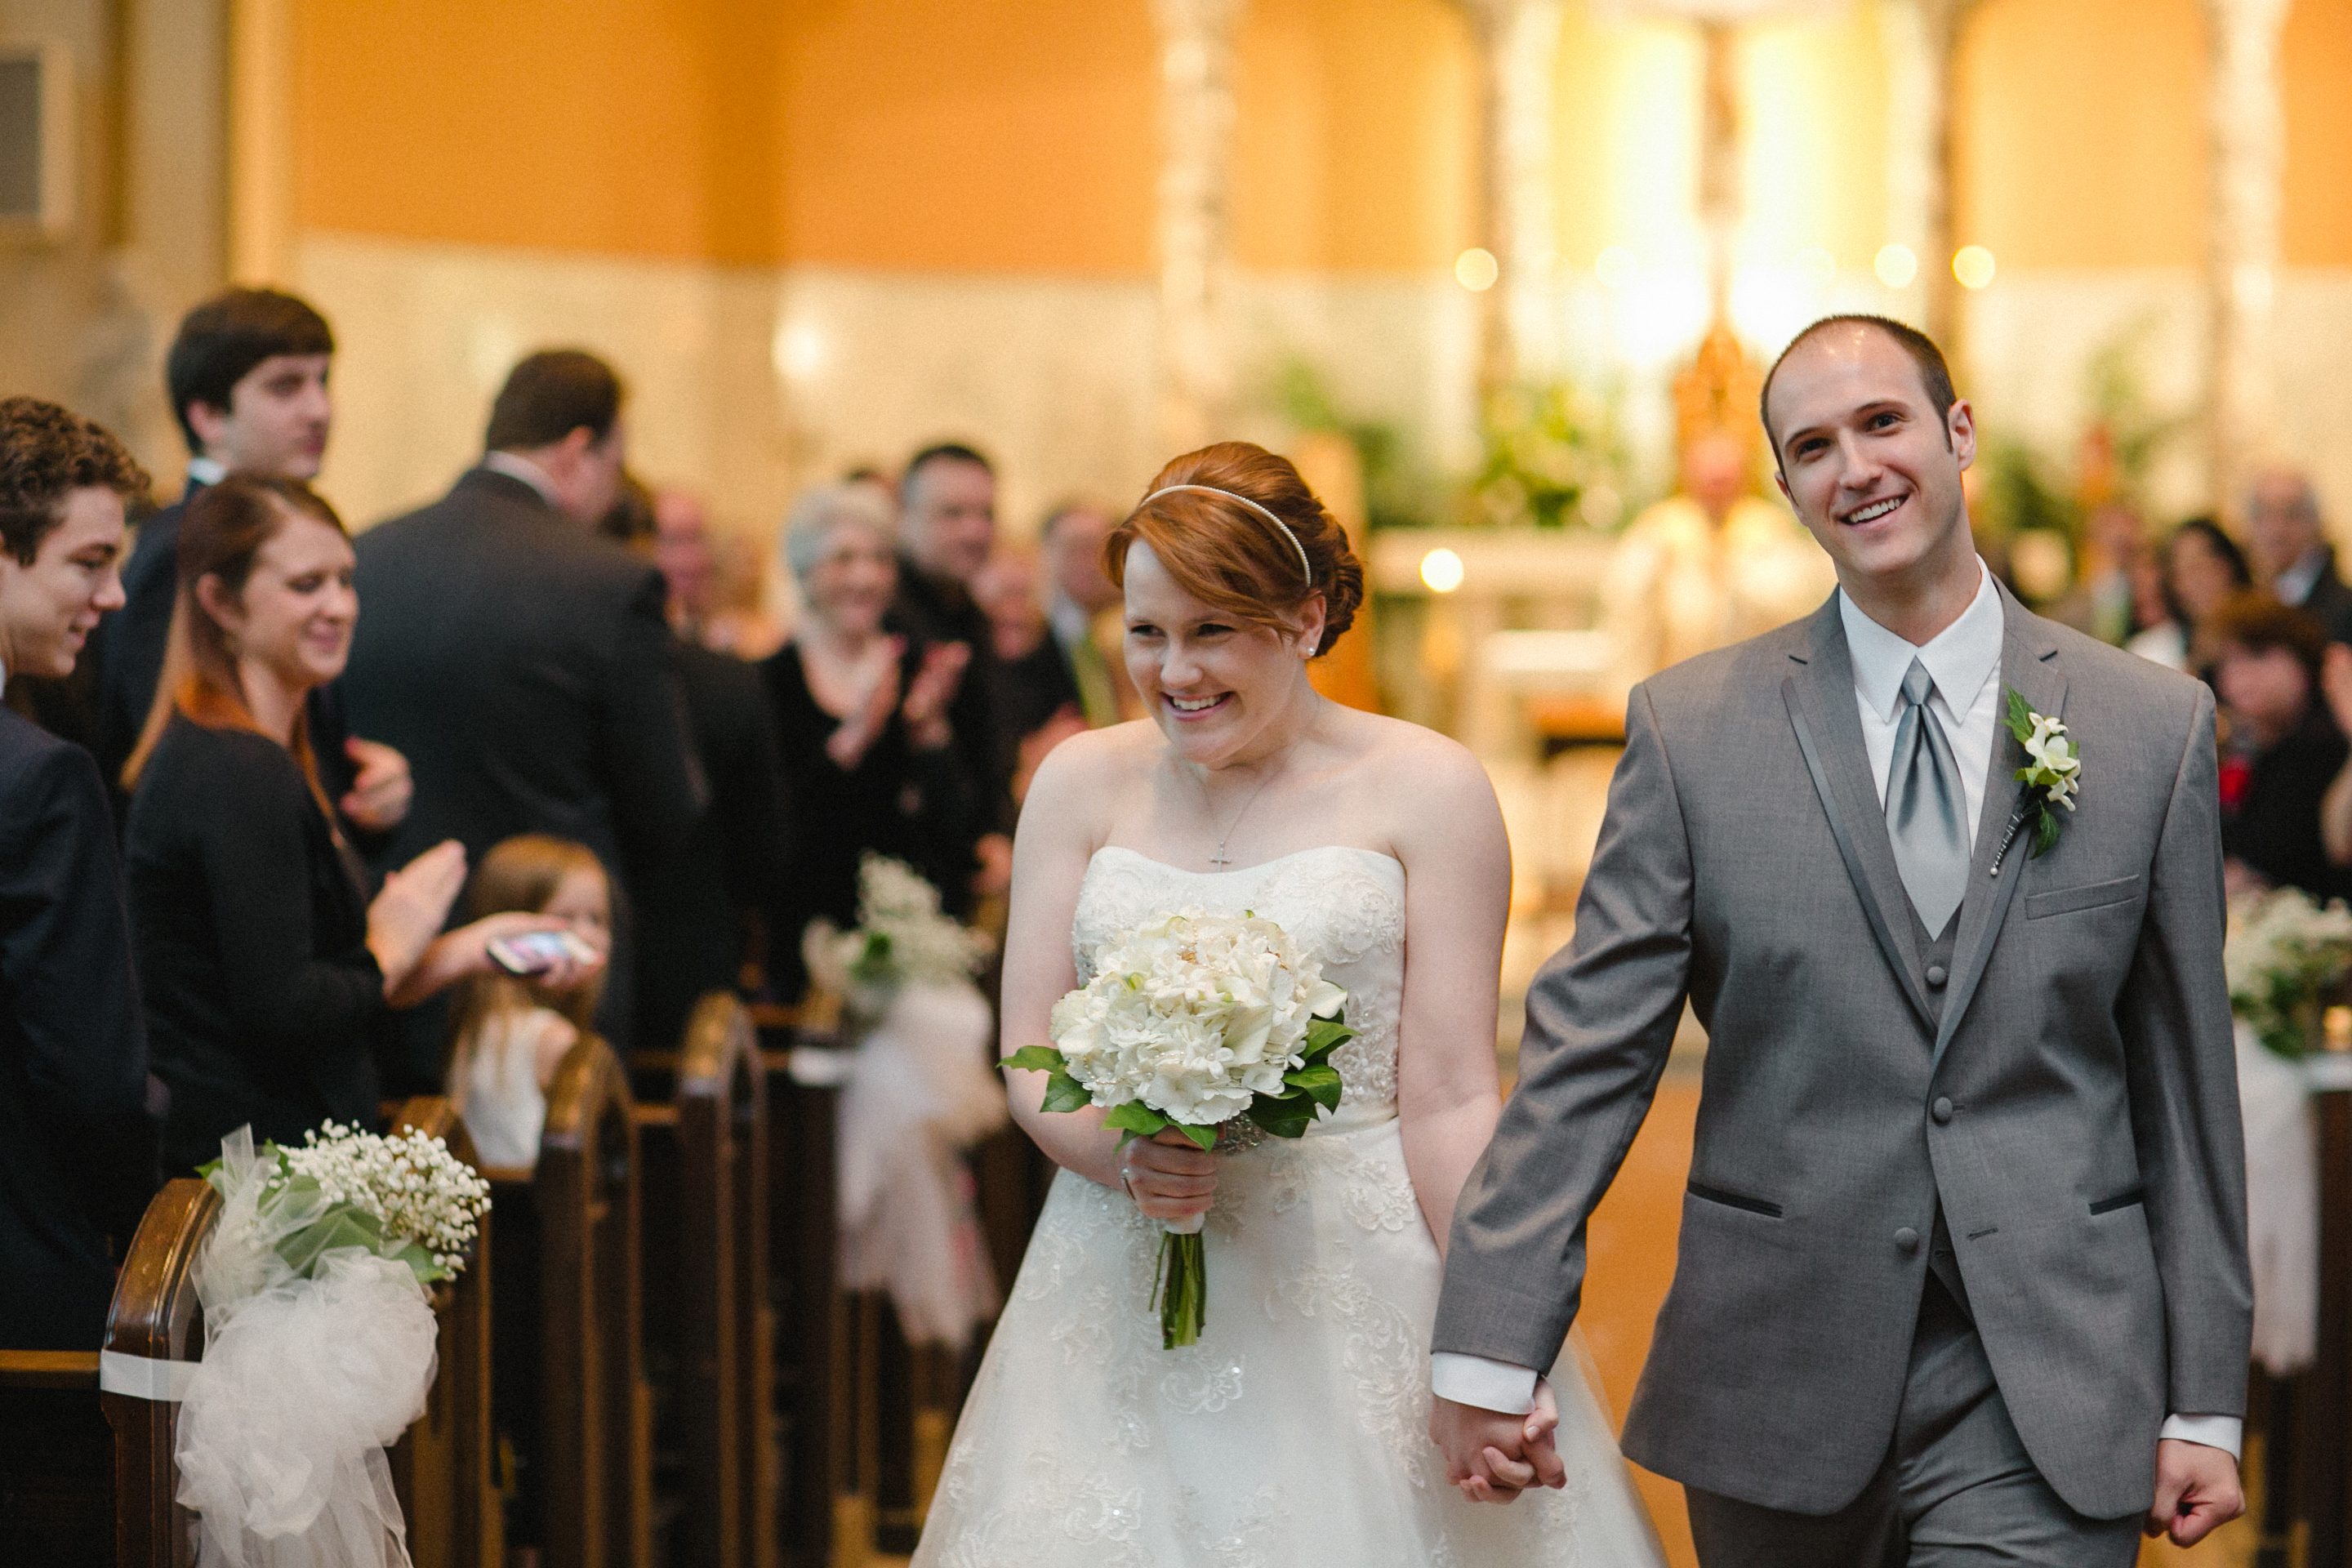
0, 398, 156, 1351
445, 835, 611, 1167
1039, 498, 1134, 727
2210, 593, 2349, 902
2128, 517, 2252, 677
92, 287, 410, 831
122, 476, 595, 1173
764, 483, 978, 997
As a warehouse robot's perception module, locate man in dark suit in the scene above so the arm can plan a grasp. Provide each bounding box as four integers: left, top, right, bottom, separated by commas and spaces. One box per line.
341, 350, 705, 1068
0, 399, 158, 1350
2248, 466, 2352, 645
88, 288, 409, 829
889, 443, 1013, 895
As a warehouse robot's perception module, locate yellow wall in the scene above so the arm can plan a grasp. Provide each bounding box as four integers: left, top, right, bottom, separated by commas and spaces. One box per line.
1954, 0, 2207, 269
2284, 0, 2352, 265
293, 0, 2348, 279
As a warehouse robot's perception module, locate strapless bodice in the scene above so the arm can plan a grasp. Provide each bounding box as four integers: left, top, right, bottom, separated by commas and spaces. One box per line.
1072, 844, 1406, 1130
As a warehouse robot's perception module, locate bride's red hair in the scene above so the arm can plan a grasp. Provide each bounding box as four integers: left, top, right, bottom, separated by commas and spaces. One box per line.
1106, 443, 1365, 656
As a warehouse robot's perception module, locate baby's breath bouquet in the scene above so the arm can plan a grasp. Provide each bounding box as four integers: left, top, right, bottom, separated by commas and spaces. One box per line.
2226, 888, 2352, 1059
1001, 907, 1354, 1348
198, 1120, 492, 1286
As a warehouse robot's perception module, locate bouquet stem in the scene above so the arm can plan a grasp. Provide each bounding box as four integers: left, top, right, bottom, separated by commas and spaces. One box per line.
1152, 1224, 1207, 1349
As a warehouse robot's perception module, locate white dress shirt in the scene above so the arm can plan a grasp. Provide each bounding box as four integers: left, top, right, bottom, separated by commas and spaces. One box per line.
482, 450, 561, 509
1433, 557, 2242, 1459
185, 456, 227, 488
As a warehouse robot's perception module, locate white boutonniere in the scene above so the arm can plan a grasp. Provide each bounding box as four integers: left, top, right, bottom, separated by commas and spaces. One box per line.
1990, 689, 2080, 876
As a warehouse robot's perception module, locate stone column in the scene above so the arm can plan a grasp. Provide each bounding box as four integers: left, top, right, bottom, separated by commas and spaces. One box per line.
1877, 0, 1982, 348
2200, 0, 2291, 515
1458, 0, 1565, 393
1152, 0, 1242, 456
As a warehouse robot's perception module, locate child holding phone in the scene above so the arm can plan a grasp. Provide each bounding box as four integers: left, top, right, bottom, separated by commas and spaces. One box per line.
445, 835, 611, 1166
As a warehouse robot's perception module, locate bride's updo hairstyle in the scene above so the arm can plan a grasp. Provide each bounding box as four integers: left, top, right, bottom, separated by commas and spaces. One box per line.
1105, 442, 1366, 657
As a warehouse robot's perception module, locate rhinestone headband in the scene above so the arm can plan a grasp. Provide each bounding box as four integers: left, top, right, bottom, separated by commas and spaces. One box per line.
1137, 484, 1314, 586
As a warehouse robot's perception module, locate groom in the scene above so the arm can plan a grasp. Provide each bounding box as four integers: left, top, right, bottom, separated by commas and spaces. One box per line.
1430, 316, 2251, 1563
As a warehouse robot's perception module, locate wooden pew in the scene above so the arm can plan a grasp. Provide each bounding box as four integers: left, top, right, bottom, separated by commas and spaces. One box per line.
483, 1036, 652, 1568
1, 1098, 491, 1568
750, 999, 858, 1568
383, 1098, 502, 1568
631, 992, 775, 1568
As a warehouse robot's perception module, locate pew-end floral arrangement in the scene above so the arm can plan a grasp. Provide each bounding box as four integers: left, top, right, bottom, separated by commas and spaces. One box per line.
804, 852, 992, 1008
176, 1122, 493, 1567
1001, 906, 1353, 1349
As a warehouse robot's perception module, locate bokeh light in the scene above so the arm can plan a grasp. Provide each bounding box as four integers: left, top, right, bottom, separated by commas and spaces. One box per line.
1420, 548, 1466, 594
1953, 246, 1997, 290
1454, 248, 1499, 292
1873, 244, 1918, 288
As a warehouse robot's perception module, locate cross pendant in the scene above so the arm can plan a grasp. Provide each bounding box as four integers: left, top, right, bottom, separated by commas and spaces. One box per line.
1209, 845, 1233, 868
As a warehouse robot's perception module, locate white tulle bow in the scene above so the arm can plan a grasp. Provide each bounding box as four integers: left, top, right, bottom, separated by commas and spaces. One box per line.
835, 978, 1006, 1348
176, 1127, 440, 1568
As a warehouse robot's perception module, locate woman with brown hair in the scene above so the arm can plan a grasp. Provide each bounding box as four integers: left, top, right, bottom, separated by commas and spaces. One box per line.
122, 474, 595, 1173
442, 833, 612, 1166
915, 443, 1659, 1565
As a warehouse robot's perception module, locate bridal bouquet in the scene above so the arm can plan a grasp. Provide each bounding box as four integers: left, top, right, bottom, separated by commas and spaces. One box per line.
1001, 907, 1354, 1348
2226, 887, 2352, 1058
176, 1123, 492, 1568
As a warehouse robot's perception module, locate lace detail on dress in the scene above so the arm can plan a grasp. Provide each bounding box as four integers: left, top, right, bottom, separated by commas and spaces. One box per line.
1176, 1485, 1287, 1568
934, 1450, 1147, 1568
1267, 1254, 1432, 1486
1073, 847, 1406, 1111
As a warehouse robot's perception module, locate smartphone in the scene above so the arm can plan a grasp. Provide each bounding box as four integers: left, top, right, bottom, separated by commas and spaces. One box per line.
487, 929, 599, 977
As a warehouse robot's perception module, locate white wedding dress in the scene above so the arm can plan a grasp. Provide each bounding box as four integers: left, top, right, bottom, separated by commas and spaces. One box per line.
913, 845, 1663, 1568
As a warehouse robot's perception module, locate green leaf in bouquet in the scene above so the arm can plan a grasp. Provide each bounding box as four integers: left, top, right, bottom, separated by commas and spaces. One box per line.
275, 1204, 390, 1276
849, 929, 896, 987
996, 1046, 1091, 1112
1303, 1015, 1356, 1058
1039, 1071, 1091, 1114
996, 1045, 1068, 1074
1102, 1100, 1169, 1144
1282, 1063, 1343, 1111
1245, 1096, 1316, 1140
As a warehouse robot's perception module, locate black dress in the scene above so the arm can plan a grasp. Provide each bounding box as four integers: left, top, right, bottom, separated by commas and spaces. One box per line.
2221, 709, 2352, 902
126, 715, 388, 1173
761, 642, 978, 997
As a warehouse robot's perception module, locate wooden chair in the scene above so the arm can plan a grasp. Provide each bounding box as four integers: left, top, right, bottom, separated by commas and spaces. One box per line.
632, 992, 775, 1568
2, 1098, 491, 1568
483, 1036, 652, 1568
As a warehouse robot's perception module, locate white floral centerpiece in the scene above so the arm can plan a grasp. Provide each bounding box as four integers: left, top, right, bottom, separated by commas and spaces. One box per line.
177, 1122, 492, 1567
804, 853, 992, 1010
1002, 907, 1354, 1348
2225, 887, 2352, 1059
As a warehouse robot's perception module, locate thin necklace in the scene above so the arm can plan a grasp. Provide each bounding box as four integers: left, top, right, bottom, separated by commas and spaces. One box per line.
1190, 741, 1298, 869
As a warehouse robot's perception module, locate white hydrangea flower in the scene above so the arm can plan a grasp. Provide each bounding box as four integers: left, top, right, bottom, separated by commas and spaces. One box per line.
1050, 908, 1348, 1129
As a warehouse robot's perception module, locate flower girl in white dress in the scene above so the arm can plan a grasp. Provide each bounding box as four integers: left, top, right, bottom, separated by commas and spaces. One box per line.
913, 444, 1662, 1567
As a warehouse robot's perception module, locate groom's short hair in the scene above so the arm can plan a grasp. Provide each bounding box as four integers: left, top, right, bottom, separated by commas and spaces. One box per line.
1760, 314, 1958, 456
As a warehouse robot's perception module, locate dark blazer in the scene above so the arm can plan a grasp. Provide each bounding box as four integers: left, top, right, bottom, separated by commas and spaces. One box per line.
1438, 586, 2248, 1520
126, 715, 385, 1174
762, 642, 978, 997
0, 707, 154, 1350
88, 478, 358, 813
2293, 549, 2352, 646
341, 468, 704, 1061
634, 639, 792, 1054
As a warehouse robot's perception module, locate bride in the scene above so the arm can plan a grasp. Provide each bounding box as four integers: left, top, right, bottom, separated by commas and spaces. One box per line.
914, 443, 1661, 1566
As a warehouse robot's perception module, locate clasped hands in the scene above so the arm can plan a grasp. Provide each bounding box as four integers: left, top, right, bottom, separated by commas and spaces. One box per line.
1429, 1388, 1567, 1504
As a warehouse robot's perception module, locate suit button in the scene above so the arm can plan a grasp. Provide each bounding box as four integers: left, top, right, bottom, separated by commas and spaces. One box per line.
1931, 1097, 1954, 1125
1925, 964, 1949, 988
1894, 1227, 1920, 1254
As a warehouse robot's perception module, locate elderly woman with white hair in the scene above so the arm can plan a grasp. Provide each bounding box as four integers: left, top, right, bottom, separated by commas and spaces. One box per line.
762, 481, 979, 997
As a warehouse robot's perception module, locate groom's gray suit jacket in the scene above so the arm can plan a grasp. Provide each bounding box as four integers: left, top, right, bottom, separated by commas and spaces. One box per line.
1434, 584, 2251, 1520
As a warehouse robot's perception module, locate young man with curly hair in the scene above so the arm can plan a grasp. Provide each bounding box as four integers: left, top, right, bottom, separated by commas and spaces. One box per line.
0, 396, 158, 1350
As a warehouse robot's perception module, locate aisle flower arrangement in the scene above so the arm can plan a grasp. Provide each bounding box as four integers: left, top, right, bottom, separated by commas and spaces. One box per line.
2225, 887, 2352, 1058
1003, 907, 1354, 1348
176, 1123, 492, 1568
804, 852, 991, 1004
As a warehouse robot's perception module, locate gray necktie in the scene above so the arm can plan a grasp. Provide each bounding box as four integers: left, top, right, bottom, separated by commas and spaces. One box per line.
1887, 657, 1969, 938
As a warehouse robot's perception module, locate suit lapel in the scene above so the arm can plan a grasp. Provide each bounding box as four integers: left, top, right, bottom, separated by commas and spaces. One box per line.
1782, 599, 1936, 1034
1930, 584, 2066, 1068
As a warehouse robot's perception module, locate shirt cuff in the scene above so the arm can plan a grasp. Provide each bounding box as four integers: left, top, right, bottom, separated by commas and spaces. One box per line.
2160, 1413, 2243, 1460
1430, 1352, 1539, 1415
